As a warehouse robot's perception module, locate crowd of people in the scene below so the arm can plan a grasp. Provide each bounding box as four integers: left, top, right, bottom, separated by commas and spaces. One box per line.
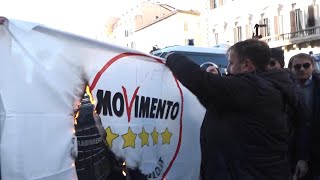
166, 39, 320, 180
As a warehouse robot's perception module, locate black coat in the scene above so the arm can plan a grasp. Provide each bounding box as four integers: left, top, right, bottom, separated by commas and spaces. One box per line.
166, 53, 297, 180
309, 74, 320, 175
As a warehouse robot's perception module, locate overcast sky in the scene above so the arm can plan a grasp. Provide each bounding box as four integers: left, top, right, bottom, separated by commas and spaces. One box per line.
0, 0, 201, 38
1, 0, 136, 37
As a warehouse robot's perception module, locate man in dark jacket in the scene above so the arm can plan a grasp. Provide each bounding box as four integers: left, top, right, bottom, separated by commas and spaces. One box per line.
165, 39, 297, 180
265, 48, 310, 178
289, 53, 320, 180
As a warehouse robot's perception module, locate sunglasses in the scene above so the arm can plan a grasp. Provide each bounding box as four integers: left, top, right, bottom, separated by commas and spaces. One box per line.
293, 63, 311, 70
269, 60, 276, 66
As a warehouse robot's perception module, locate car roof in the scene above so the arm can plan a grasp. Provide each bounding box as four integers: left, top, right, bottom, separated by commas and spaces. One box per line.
152, 45, 228, 55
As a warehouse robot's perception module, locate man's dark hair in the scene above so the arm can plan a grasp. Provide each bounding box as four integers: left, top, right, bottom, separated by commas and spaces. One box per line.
228, 39, 271, 71
270, 48, 285, 68
288, 53, 315, 70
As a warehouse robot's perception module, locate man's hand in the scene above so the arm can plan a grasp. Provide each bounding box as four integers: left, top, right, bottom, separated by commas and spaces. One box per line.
294, 160, 309, 179
0, 16, 6, 24
206, 66, 219, 75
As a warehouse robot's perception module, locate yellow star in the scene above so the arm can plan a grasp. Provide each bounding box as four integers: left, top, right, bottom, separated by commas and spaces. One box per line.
161, 128, 173, 145
122, 127, 137, 148
151, 127, 159, 145
106, 126, 119, 148
139, 127, 150, 147
105, 126, 119, 148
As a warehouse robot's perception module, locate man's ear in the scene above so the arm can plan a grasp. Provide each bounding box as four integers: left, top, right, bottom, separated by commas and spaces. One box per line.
243, 59, 256, 72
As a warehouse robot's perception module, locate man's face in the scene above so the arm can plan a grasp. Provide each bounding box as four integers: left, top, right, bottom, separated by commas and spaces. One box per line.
291, 57, 313, 81
268, 58, 282, 70
227, 50, 245, 74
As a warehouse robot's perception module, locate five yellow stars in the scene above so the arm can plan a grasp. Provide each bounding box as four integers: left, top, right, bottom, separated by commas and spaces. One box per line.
105, 126, 173, 148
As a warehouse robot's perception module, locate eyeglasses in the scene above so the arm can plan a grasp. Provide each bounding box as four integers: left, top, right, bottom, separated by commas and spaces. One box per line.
293, 63, 311, 70
269, 60, 276, 67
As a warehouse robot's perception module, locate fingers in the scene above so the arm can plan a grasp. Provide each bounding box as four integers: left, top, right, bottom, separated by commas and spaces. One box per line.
298, 165, 308, 178
206, 66, 219, 74
295, 160, 309, 178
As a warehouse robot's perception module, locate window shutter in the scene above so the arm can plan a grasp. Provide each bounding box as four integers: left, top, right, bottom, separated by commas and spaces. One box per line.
219, 0, 224, 6
210, 0, 214, 10
259, 20, 265, 37
290, 10, 296, 32
307, 5, 315, 27
274, 16, 279, 35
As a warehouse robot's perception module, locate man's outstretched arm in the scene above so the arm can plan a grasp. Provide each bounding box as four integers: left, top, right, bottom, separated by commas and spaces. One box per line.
165, 53, 254, 110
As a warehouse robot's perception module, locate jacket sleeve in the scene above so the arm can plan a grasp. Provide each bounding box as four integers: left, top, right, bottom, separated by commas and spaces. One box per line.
165, 53, 255, 110
294, 92, 311, 161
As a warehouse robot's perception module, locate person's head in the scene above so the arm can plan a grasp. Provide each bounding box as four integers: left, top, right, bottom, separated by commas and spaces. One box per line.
268, 48, 284, 70
227, 39, 270, 74
288, 53, 314, 84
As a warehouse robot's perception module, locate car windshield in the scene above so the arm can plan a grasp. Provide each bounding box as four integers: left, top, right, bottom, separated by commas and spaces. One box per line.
160, 51, 228, 68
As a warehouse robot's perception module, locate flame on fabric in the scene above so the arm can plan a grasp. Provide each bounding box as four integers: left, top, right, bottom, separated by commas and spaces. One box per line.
122, 162, 126, 176
86, 85, 95, 104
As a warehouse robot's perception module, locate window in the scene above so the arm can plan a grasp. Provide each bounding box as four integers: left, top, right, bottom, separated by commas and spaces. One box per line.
273, 15, 283, 35
295, 9, 303, 31
307, 5, 315, 27
214, 33, 219, 45
161, 52, 228, 68
234, 25, 242, 42
263, 18, 270, 36
260, 18, 270, 37
125, 30, 129, 37
184, 22, 188, 31
210, 0, 217, 9
279, 15, 284, 34
290, 9, 303, 32
237, 26, 242, 41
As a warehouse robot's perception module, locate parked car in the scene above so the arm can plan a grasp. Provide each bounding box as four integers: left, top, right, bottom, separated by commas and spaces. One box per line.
150, 45, 228, 75
312, 53, 320, 72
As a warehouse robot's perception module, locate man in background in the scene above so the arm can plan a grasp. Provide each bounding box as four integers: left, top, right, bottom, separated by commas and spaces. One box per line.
289, 53, 320, 180
268, 48, 285, 70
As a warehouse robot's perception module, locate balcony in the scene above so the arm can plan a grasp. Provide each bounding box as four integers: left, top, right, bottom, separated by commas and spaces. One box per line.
260, 25, 320, 48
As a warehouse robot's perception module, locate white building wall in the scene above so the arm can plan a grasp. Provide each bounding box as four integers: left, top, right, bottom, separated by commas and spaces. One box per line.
133, 13, 202, 53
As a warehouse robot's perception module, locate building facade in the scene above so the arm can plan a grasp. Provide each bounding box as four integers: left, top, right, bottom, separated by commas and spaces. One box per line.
109, 1, 204, 53
134, 8, 202, 52
204, 0, 320, 64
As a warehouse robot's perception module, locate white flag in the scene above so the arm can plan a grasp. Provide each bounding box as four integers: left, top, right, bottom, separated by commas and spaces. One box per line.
0, 19, 205, 180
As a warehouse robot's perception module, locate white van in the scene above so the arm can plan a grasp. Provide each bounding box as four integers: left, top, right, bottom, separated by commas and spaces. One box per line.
150, 45, 228, 75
